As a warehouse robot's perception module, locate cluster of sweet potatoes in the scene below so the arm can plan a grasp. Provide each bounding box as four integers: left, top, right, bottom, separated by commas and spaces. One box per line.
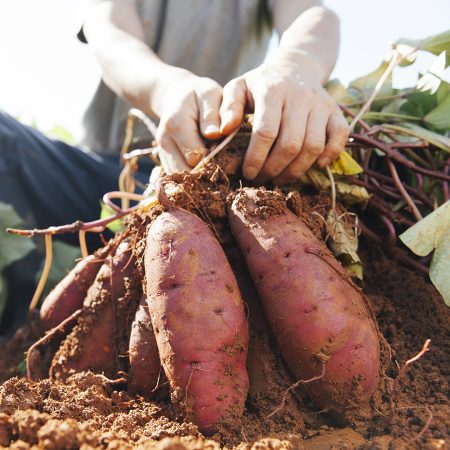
36, 177, 381, 434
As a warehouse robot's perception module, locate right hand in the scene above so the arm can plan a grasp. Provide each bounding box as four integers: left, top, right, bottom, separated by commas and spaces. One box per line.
153, 70, 223, 170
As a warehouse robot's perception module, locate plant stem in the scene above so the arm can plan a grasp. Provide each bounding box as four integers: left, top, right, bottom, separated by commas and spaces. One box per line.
351, 134, 450, 182
386, 159, 422, 221
349, 52, 399, 131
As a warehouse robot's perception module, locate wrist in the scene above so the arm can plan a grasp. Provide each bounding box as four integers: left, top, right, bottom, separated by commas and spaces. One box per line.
149, 66, 195, 117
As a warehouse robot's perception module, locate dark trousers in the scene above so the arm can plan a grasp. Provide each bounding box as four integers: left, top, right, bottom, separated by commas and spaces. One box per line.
0, 111, 153, 334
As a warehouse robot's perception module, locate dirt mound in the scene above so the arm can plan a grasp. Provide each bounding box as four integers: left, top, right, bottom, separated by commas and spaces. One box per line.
0, 238, 448, 449
0, 154, 448, 449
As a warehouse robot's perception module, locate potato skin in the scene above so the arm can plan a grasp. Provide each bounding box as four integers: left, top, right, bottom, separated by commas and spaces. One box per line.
40, 243, 113, 331
51, 241, 141, 379
228, 188, 380, 409
128, 295, 161, 395
145, 206, 249, 434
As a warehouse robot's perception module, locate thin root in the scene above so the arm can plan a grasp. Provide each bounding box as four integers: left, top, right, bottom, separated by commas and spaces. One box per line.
266, 364, 326, 419
28, 234, 53, 315
388, 339, 431, 425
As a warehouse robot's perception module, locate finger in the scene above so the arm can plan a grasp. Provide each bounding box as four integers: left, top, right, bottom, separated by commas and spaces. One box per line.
276, 108, 328, 183
157, 136, 190, 174
220, 78, 247, 135
258, 98, 309, 180
317, 112, 350, 167
242, 91, 282, 180
198, 85, 222, 140
159, 116, 207, 167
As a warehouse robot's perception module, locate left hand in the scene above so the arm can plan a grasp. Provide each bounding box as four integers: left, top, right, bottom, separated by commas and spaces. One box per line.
219, 62, 350, 184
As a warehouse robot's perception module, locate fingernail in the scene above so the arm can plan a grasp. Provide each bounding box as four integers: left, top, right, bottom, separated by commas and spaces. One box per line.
204, 124, 220, 137
221, 112, 234, 132
244, 166, 258, 180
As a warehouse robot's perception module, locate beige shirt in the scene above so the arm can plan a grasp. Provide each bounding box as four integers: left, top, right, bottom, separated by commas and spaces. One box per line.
80, 0, 272, 154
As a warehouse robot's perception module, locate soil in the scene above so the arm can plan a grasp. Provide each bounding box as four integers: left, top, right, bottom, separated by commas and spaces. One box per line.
0, 155, 448, 449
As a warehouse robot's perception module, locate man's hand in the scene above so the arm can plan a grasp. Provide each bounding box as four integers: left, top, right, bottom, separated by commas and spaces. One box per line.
154, 72, 223, 168
220, 62, 349, 184
218, 2, 349, 184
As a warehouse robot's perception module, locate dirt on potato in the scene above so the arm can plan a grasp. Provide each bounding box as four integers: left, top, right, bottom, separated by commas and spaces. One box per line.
0, 158, 448, 449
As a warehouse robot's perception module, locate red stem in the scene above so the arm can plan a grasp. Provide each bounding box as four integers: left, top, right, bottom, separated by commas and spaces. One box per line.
7, 206, 136, 237
386, 158, 422, 221
351, 133, 450, 182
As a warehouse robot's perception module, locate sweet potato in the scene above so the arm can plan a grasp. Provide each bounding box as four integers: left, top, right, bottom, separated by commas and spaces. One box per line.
40, 241, 115, 331
51, 241, 141, 379
228, 188, 380, 409
144, 189, 249, 434
128, 295, 161, 395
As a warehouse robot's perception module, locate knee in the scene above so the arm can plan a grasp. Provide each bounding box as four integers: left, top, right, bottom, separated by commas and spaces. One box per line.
0, 111, 36, 164
0, 111, 20, 149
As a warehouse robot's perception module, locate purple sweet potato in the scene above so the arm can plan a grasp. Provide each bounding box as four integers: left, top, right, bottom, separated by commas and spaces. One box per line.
40, 241, 115, 331
51, 241, 141, 379
145, 195, 249, 434
128, 295, 161, 395
228, 188, 380, 410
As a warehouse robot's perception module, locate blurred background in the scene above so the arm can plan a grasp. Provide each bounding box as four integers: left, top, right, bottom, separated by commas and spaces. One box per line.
0, 0, 449, 141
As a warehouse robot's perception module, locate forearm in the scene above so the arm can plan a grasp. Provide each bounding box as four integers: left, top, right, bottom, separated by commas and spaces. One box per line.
83, 0, 188, 118
269, 4, 340, 85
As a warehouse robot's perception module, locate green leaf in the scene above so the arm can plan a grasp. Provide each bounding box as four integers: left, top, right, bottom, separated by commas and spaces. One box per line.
17, 358, 27, 377
395, 30, 450, 66
0, 203, 36, 271
349, 60, 393, 103
100, 203, 125, 233
383, 123, 450, 153
400, 201, 450, 305
0, 203, 35, 321
399, 90, 438, 117
381, 98, 409, 115
47, 125, 76, 145
430, 229, 450, 306
436, 81, 450, 104
35, 241, 81, 299
325, 79, 359, 104
424, 93, 450, 131
362, 111, 422, 122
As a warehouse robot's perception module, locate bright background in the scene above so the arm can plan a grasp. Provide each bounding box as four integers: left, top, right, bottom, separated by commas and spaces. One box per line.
0, 0, 449, 140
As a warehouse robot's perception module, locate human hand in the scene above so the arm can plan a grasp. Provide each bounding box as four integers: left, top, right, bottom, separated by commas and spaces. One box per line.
220, 61, 350, 183
153, 70, 223, 170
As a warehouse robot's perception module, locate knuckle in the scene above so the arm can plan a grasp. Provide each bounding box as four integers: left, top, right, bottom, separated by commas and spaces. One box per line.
306, 141, 324, 156
284, 167, 302, 181
331, 148, 343, 159
263, 164, 281, 178
337, 122, 351, 138
325, 145, 343, 160
255, 126, 277, 142
281, 139, 300, 158
297, 84, 312, 99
